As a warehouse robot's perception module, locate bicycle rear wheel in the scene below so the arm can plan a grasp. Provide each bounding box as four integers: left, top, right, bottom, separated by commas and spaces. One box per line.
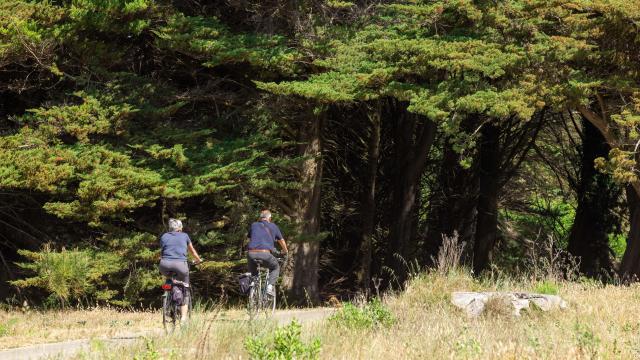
162, 292, 176, 333
247, 281, 260, 320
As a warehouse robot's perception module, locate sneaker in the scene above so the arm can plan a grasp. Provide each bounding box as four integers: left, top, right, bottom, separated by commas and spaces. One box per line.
266, 284, 274, 296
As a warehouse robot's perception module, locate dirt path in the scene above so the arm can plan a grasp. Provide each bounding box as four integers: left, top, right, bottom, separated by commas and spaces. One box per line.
0, 308, 335, 360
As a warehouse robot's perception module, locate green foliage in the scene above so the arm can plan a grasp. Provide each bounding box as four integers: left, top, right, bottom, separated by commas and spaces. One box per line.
11, 246, 121, 305
329, 298, 395, 329
502, 197, 576, 247
0, 319, 18, 337
534, 280, 559, 295
244, 320, 321, 360
609, 233, 626, 261
154, 14, 299, 75
3, 0, 640, 306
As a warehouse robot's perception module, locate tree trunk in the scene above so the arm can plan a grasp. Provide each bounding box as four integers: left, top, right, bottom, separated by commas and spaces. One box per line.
567, 120, 616, 277
282, 114, 323, 305
621, 186, 640, 279
473, 124, 501, 273
388, 109, 437, 285
357, 104, 381, 291
424, 142, 479, 262
577, 103, 640, 279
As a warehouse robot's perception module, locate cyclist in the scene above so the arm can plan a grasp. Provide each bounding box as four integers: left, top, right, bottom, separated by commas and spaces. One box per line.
159, 218, 202, 324
247, 209, 288, 296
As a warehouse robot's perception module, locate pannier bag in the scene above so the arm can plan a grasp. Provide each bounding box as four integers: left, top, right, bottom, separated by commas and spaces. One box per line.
238, 272, 252, 295
171, 283, 184, 306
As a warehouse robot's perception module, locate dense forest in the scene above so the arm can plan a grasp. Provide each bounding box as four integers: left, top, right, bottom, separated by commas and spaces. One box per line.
1, 0, 640, 308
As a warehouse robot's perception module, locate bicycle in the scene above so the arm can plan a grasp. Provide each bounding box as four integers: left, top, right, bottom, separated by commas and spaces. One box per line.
160, 260, 201, 332
247, 255, 286, 320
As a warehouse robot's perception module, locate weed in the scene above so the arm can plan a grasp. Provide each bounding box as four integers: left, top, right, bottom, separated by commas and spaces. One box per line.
433, 231, 465, 275
329, 298, 395, 329
0, 319, 16, 337
245, 320, 320, 360
133, 338, 161, 360
574, 321, 600, 359
455, 337, 482, 357
90, 338, 106, 352
534, 280, 559, 295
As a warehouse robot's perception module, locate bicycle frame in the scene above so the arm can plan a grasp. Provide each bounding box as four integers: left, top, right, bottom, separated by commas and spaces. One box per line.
247, 257, 284, 320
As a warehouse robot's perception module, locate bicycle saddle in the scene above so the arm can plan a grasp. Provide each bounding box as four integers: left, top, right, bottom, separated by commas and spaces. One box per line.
252, 259, 265, 266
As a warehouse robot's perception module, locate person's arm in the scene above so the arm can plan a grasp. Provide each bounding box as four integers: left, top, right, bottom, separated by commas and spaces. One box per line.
188, 242, 202, 263
277, 239, 288, 254
245, 227, 252, 249
273, 225, 288, 254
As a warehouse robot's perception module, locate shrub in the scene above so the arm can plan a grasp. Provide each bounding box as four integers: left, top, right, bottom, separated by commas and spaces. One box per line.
10, 245, 121, 306
245, 320, 321, 360
329, 298, 395, 329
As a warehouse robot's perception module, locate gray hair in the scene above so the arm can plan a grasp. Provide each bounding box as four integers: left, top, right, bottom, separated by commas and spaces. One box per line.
168, 218, 183, 232
259, 210, 272, 220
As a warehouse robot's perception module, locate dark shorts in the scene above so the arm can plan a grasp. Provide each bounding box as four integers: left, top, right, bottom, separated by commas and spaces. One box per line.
159, 259, 189, 285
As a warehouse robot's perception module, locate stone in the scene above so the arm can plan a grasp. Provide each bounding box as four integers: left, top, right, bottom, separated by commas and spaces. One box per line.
451, 291, 568, 317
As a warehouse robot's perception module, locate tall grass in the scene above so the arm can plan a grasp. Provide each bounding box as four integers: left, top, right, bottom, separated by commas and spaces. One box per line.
5, 260, 640, 359
44, 268, 639, 359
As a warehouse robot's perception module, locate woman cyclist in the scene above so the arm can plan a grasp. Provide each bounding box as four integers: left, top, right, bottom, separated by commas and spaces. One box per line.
159, 218, 202, 324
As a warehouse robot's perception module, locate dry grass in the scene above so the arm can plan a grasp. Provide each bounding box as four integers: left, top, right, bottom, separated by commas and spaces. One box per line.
5, 271, 640, 359
0, 308, 160, 349
317, 271, 640, 359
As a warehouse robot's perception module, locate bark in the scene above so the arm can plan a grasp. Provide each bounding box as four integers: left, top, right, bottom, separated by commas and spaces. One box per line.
473, 124, 501, 273
357, 104, 381, 291
282, 114, 323, 305
621, 186, 640, 279
388, 109, 437, 285
567, 120, 616, 277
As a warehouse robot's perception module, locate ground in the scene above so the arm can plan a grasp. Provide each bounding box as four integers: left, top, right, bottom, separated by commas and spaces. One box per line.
2, 270, 640, 359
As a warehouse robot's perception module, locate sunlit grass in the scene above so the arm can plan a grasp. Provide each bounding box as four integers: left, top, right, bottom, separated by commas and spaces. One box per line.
0, 308, 158, 349
5, 270, 640, 359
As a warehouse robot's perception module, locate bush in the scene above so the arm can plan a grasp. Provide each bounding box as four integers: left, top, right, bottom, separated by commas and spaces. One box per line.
245, 320, 321, 360
10, 245, 121, 306
329, 298, 395, 329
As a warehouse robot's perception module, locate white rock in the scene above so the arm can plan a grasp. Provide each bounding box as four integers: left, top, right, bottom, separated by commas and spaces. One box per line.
451, 291, 568, 317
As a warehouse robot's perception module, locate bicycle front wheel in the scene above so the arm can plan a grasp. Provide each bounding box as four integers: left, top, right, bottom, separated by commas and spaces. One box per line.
264, 286, 276, 316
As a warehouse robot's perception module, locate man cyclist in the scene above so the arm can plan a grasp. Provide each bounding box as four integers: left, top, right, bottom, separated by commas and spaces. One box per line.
159, 218, 202, 324
247, 209, 288, 296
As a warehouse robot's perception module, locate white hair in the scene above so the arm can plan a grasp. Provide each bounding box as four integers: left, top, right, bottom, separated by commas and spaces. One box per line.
168, 218, 183, 232
259, 210, 272, 220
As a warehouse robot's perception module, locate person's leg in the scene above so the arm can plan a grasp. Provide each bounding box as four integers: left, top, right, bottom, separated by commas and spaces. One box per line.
265, 254, 280, 286
174, 261, 189, 285
171, 261, 190, 324
248, 253, 258, 276
159, 259, 172, 277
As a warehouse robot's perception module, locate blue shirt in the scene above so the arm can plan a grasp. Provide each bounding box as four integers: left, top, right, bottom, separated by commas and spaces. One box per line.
160, 231, 191, 261
247, 221, 283, 251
